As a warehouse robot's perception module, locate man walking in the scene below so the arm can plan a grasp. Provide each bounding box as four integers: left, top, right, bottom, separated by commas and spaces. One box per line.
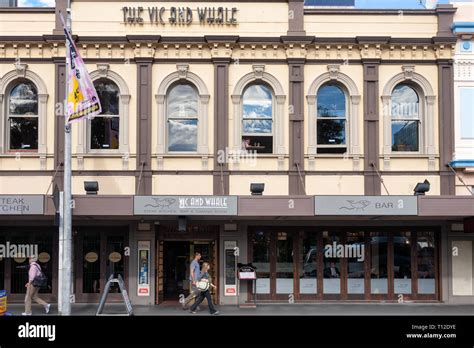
22, 256, 50, 316
182, 252, 201, 310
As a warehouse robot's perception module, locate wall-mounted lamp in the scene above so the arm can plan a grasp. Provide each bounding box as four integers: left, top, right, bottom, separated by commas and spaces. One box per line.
414, 179, 430, 196
250, 183, 265, 196
84, 181, 99, 195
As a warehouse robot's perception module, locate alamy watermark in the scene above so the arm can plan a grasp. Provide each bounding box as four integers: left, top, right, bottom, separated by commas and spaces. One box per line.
217, 147, 257, 166
324, 242, 365, 262
0, 242, 38, 259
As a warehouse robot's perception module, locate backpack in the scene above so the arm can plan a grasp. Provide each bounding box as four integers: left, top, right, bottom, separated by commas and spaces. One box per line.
31, 263, 48, 288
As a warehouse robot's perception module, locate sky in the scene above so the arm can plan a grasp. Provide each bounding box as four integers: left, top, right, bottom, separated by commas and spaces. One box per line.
18, 0, 55, 7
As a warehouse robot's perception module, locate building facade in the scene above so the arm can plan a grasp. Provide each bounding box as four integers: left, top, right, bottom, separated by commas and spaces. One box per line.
0, 0, 473, 306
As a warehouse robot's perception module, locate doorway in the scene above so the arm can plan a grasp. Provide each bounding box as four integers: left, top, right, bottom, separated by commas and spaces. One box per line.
162, 241, 215, 301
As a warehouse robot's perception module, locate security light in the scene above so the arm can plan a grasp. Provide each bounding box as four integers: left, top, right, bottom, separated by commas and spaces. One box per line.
250, 183, 265, 196
414, 180, 430, 196
84, 181, 99, 195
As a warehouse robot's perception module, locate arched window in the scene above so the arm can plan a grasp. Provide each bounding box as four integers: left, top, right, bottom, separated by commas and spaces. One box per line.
166, 83, 198, 152
391, 84, 419, 152
90, 79, 120, 150
7, 80, 38, 151
241, 84, 273, 154
316, 84, 346, 154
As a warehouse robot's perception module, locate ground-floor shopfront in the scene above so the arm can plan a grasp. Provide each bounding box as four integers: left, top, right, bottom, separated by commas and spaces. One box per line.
0, 194, 472, 306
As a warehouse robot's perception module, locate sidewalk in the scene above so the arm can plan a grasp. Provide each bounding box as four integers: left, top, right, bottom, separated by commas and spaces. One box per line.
6, 302, 474, 316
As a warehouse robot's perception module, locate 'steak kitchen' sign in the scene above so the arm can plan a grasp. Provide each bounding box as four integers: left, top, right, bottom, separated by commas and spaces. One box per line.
122, 6, 238, 25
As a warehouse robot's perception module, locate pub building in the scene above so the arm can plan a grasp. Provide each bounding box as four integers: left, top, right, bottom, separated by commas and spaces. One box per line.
0, 0, 473, 307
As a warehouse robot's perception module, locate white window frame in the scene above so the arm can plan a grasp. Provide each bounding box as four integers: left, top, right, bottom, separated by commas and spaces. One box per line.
307, 65, 361, 170
381, 65, 436, 170
77, 64, 131, 170
0, 64, 48, 169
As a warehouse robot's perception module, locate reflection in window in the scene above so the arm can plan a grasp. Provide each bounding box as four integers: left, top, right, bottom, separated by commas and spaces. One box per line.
323, 231, 340, 294
391, 84, 419, 152
370, 232, 388, 294
242, 84, 273, 154
106, 235, 125, 293
394, 231, 412, 294
276, 232, 293, 294
167, 83, 198, 152
8, 81, 38, 151
300, 232, 317, 294
317, 84, 346, 154
347, 231, 365, 294
91, 79, 120, 150
252, 231, 270, 294
83, 232, 101, 294
417, 232, 436, 294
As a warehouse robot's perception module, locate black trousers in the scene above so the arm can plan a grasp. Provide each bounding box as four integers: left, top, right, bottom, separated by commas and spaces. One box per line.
190, 290, 217, 313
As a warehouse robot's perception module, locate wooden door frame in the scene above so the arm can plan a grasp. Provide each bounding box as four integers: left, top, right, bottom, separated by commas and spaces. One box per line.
155, 224, 220, 305
75, 226, 129, 303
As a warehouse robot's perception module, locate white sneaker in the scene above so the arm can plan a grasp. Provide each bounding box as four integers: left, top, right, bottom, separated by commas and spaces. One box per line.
22, 312, 32, 316
45, 304, 50, 314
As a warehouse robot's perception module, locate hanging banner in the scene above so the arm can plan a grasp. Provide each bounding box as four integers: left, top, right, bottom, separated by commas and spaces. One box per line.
62, 15, 101, 123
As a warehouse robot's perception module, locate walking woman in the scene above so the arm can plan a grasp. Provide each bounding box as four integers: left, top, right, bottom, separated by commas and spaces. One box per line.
190, 262, 219, 315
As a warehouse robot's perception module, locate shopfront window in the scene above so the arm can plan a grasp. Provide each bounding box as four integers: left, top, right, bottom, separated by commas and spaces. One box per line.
82, 232, 101, 294
370, 232, 388, 294
276, 232, 293, 294
252, 231, 270, 294
300, 232, 317, 294
394, 231, 412, 294
242, 84, 273, 154
323, 231, 340, 294
0, 235, 4, 290
417, 232, 436, 294
347, 231, 365, 294
106, 236, 125, 293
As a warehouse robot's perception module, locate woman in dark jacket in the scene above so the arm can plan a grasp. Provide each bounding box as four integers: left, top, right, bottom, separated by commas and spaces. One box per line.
190, 262, 219, 315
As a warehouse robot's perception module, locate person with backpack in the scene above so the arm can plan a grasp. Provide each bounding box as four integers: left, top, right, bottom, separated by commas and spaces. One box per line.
189, 262, 219, 315
22, 256, 50, 316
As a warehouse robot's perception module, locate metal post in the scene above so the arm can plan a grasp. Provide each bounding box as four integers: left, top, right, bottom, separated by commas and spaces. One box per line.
57, 191, 64, 314
61, 2, 73, 316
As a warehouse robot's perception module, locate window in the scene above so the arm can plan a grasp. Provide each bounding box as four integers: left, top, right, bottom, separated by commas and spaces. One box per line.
166, 83, 198, 152
242, 84, 273, 154
7, 81, 38, 151
316, 84, 346, 154
391, 84, 420, 152
90, 79, 120, 150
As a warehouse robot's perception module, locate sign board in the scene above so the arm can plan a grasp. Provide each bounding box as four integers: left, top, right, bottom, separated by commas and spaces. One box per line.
0, 290, 6, 316
314, 196, 418, 216
224, 241, 237, 296
137, 241, 150, 297
238, 264, 257, 280
134, 196, 238, 216
96, 274, 133, 316
0, 196, 44, 215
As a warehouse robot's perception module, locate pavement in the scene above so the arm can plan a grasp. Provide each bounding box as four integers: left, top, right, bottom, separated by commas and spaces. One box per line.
5, 302, 474, 316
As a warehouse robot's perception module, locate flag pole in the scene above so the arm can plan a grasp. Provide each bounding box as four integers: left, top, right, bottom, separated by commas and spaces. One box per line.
62, 1, 73, 316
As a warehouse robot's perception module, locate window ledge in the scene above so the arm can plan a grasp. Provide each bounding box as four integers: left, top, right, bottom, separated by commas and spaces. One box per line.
381, 154, 439, 158
307, 154, 360, 158
78, 153, 129, 158
155, 153, 211, 158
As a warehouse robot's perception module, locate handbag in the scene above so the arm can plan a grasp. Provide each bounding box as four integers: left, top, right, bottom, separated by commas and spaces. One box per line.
196, 279, 210, 292
31, 263, 48, 288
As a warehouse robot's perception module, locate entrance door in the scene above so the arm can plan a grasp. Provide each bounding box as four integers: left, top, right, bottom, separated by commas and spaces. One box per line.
76, 227, 128, 302
162, 241, 215, 302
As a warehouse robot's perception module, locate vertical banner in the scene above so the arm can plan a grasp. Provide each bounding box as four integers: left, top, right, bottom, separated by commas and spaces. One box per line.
0, 290, 6, 316
224, 241, 237, 296
137, 241, 151, 296
62, 16, 101, 123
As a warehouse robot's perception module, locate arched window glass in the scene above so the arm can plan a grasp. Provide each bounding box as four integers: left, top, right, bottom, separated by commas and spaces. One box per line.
167, 83, 198, 152
391, 84, 419, 152
8, 80, 38, 151
91, 79, 120, 150
242, 84, 273, 154
317, 84, 346, 154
